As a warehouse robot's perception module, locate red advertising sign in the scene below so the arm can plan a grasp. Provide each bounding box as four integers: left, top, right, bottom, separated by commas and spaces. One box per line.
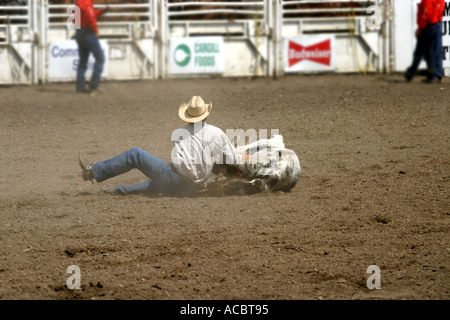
288, 39, 332, 67
284, 36, 335, 72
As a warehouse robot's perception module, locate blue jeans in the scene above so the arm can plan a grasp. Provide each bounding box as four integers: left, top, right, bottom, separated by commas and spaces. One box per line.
435, 21, 443, 79
75, 28, 105, 91
405, 23, 441, 80
91, 148, 196, 197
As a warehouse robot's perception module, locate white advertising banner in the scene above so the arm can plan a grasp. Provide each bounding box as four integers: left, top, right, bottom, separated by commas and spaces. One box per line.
443, 0, 450, 75
283, 36, 336, 72
48, 40, 108, 80
169, 37, 225, 75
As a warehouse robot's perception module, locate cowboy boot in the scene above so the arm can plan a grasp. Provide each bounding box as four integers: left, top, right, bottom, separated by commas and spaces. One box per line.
78, 152, 95, 183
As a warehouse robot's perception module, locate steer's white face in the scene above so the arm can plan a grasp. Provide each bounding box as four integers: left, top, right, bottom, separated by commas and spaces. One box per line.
238, 135, 301, 192
210, 135, 301, 195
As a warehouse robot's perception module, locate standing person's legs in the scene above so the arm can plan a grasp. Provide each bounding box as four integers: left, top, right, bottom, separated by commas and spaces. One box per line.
405, 28, 431, 81
82, 32, 105, 90
75, 29, 90, 92
424, 23, 441, 81
435, 21, 443, 80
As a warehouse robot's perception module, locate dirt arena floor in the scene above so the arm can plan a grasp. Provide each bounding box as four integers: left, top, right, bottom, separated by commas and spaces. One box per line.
0, 74, 448, 301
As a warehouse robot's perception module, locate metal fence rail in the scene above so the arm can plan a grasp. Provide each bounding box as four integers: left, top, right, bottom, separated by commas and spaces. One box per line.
0, 0, 394, 84
167, 1, 266, 19
273, 0, 387, 75
0, 4, 31, 43
42, 0, 158, 82
281, 0, 374, 17
164, 0, 270, 37
46, 1, 157, 39
47, 3, 154, 25
0, 0, 34, 84
161, 0, 272, 78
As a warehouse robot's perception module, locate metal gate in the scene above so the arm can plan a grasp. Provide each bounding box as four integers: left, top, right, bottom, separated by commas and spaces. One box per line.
0, 0, 36, 84
161, 0, 274, 78
274, 0, 390, 75
0, 0, 395, 84
43, 0, 158, 83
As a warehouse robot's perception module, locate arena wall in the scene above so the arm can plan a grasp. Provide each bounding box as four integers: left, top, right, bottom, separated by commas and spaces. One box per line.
0, 0, 448, 84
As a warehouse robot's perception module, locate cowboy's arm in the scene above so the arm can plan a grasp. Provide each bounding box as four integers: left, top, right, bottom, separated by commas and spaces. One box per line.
220, 132, 246, 166
416, 0, 433, 36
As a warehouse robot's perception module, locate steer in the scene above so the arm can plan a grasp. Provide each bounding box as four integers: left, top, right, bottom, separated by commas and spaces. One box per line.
205, 135, 301, 196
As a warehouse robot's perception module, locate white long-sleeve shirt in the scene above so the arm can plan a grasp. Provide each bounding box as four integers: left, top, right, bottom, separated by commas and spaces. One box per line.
171, 121, 244, 188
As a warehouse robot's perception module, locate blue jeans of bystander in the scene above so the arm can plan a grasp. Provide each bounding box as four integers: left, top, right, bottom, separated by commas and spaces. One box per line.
435, 21, 443, 80
75, 28, 105, 92
405, 23, 441, 81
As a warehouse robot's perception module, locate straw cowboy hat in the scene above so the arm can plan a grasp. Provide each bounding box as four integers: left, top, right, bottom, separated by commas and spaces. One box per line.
178, 96, 212, 123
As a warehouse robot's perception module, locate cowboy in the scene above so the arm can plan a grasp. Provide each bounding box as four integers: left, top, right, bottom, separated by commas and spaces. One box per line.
78, 96, 245, 197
